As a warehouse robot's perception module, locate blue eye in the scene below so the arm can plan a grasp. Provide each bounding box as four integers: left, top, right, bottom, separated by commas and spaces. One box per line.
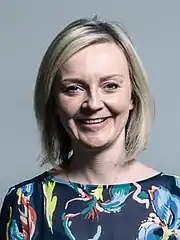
64, 85, 84, 95
104, 83, 120, 91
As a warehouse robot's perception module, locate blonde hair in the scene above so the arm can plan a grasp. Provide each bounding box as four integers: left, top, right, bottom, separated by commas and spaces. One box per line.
34, 17, 154, 167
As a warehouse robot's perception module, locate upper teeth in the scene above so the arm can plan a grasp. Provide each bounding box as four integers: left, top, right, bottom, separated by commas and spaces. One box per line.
81, 118, 105, 124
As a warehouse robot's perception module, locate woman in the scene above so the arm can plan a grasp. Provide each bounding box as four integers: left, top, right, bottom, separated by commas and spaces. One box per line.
0, 17, 180, 239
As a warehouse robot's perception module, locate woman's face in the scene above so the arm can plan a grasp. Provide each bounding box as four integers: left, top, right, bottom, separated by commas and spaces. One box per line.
55, 42, 133, 149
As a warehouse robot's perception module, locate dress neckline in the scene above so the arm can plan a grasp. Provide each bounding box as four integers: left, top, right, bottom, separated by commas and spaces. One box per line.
46, 171, 163, 187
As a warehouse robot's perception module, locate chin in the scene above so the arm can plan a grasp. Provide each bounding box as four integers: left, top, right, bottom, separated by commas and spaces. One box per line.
79, 136, 113, 150
72, 127, 124, 150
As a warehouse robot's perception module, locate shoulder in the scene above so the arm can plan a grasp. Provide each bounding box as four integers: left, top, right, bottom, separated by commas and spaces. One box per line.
159, 173, 180, 188
153, 172, 180, 199
0, 171, 50, 220
0, 172, 50, 238
4, 171, 49, 201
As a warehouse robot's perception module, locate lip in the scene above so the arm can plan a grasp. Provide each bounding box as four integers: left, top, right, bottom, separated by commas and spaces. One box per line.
76, 116, 110, 120
76, 117, 111, 131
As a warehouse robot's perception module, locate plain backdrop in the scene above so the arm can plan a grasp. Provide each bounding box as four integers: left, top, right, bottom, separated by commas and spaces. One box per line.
0, 0, 180, 205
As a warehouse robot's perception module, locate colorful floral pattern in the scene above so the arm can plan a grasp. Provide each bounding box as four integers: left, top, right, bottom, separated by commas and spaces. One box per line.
0, 172, 180, 239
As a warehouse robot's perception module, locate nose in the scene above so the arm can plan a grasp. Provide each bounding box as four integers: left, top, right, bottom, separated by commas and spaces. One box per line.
82, 90, 104, 111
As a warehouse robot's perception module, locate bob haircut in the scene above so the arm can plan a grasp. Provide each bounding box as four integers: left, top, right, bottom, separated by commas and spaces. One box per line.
34, 17, 154, 167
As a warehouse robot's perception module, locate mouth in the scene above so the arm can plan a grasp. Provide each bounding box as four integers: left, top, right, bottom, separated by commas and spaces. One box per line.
77, 117, 109, 125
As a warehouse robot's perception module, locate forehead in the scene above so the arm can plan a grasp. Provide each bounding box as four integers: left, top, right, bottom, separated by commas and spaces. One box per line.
61, 42, 129, 78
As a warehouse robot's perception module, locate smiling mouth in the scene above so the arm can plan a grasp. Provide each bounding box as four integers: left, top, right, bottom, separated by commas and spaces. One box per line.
77, 117, 109, 124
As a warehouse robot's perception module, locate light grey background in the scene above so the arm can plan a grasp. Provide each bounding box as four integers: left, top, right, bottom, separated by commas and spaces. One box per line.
0, 0, 180, 205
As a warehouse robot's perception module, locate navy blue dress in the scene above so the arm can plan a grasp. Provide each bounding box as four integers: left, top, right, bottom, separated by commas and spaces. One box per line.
1, 171, 180, 239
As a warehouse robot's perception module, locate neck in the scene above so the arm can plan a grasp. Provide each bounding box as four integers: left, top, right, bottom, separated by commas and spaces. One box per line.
68, 130, 136, 184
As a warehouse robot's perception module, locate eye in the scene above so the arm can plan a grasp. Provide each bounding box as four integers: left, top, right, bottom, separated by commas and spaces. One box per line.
63, 85, 84, 95
103, 83, 120, 92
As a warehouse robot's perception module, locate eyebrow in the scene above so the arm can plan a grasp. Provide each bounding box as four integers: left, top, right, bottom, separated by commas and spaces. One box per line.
100, 74, 124, 83
61, 74, 124, 84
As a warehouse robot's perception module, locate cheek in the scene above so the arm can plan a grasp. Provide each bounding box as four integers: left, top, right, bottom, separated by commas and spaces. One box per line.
106, 93, 132, 114
56, 97, 79, 136
57, 95, 81, 119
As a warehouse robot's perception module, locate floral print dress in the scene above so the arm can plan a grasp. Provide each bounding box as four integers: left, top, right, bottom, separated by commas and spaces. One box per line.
0, 171, 180, 239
